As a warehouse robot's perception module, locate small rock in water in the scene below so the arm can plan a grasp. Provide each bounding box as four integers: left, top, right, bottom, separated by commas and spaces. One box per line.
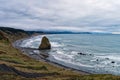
78, 53, 86, 55
96, 59, 99, 61
89, 54, 92, 56
105, 58, 109, 60
111, 61, 115, 63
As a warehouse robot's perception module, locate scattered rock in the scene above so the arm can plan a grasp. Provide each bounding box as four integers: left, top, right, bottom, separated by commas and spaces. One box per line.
89, 54, 92, 56
111, 61, 115, 64
78, 53, 86, 55
96, 59, 99, 61
105, 58, 109, 60
39, 36, 51, 50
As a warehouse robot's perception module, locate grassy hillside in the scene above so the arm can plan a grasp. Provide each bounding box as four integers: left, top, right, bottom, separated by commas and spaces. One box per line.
0, 27, 120, 80
0, 27, 29, 42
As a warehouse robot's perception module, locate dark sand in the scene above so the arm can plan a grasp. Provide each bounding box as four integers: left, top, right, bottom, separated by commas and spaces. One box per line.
13, 37, 91, 75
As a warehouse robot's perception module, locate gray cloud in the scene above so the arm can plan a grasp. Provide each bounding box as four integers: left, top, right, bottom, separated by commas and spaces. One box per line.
0, 0, 120, 33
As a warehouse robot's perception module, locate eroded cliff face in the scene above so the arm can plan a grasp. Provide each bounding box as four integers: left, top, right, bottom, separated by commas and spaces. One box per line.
0, 31, 9, 41
0, 27, 29, 42
39, 36, 51, 50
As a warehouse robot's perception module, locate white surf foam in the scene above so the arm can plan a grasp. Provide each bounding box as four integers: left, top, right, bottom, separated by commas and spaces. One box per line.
20, 36, 42, 48
51, 42, 64, 47
50, 50, 93, 68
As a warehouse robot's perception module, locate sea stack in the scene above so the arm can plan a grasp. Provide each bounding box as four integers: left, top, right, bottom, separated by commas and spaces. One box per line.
39, 36, 51, 50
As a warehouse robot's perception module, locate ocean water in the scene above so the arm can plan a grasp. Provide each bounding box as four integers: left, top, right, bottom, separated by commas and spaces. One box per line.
20, 34, 120, 75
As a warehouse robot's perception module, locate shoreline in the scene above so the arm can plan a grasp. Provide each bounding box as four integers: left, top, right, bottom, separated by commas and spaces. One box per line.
13, 36, 91, 75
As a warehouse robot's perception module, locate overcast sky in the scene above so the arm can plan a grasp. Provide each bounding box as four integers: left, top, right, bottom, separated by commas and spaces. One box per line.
0, 0, 120, 33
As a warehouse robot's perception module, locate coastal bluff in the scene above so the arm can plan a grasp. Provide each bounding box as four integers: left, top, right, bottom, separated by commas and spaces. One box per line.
39, 36, 51, 50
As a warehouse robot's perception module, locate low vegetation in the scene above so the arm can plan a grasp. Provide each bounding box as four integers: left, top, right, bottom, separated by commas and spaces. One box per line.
0, 27, 120, 80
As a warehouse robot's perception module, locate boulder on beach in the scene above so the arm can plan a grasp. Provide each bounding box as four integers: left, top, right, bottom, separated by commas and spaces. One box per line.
39, 36, 51, 50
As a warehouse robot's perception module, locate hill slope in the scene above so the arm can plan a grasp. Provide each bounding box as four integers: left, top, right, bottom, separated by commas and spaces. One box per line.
0, 27, 120, 80
0, 27, 29, 42
0, 27, 81, 80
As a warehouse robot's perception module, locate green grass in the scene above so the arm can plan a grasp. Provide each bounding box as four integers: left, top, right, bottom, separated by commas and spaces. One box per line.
0, 40, 81, 79
0, 72, 39, 80
17, 65, 48, 70
0, 40, 120, 80
67, 74, 120, 80
0, 55, 25, 64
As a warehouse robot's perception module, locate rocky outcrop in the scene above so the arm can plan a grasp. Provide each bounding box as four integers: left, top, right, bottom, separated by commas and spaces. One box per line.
39, 36, 51, 50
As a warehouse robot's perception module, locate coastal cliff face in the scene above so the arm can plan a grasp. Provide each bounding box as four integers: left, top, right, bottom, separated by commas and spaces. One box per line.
0, 31, 9, 41
0, 27, 29, 42
39, 36, 51, 50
